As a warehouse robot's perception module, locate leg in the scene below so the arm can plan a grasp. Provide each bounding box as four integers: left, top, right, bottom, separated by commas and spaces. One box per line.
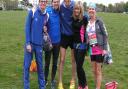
69, 49, 76, 89
69, 36, 76, 89
51, 44, 60, 81
23, 48, 33, 89
95, 63, 102, 89
35, 45, 45, 89
51, 44, 60, 89
58, 47, 66, 89
71, 49, 76, 82
44, 50, 52, 83
74, 49, 87, 88
91, 55, 103, 89
91, 61, 97, 84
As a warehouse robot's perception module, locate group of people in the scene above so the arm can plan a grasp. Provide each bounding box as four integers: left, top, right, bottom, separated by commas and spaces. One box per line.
23, 0, 108, 89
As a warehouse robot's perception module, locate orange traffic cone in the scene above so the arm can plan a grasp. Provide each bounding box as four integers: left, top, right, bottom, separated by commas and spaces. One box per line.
30, 60, 37, 72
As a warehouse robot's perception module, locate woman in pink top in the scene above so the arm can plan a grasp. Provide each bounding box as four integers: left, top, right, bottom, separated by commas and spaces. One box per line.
86, 2, 108, 89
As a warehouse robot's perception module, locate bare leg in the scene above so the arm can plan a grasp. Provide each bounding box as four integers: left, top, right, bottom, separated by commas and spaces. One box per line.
58, 47, 66, 88
69, 49, 76, 89
91, 61, 102, 89
91, 61, 97, 83
96, 63, 102, 89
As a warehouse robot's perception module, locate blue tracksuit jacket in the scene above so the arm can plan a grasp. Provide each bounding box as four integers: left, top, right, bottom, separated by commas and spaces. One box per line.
25, 7, 47, 45
60, 0, 75, 36
46, 6, 61, 44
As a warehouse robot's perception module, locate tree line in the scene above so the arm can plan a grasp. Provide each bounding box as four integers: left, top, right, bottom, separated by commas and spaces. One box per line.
0, 0, 18, 10
83, 1, 128, 13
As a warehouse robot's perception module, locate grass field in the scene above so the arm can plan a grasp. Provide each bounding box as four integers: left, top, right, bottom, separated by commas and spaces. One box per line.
0, 11, 128, 89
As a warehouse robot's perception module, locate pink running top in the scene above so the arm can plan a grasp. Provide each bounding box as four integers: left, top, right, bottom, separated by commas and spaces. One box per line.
80, 25, 85, 43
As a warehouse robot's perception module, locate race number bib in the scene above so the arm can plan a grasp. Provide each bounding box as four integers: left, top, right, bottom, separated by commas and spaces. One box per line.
88, 33, 97, 45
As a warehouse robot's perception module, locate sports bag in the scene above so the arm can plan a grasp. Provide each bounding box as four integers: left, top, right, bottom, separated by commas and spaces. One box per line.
43, 32, 53, 51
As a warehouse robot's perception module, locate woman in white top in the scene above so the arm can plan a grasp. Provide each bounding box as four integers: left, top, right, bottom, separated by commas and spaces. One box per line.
86, 2, 108, 89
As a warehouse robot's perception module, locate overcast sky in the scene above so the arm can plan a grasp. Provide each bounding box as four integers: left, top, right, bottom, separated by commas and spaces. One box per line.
60, 0, 128, 6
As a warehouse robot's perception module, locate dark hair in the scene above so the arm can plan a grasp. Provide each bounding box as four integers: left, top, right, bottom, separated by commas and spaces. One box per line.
39, 0, 47, 2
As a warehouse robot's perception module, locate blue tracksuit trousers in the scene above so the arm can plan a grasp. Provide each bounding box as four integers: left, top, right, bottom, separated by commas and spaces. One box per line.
23, 44, 45, 89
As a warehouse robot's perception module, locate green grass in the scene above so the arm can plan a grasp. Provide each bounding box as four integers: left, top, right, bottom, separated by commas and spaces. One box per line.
0, 11, 128, 89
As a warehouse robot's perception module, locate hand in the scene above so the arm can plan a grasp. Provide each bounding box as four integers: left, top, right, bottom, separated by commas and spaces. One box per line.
102, 50, 107, 56
26, 44, 32, 52
43, 26, 47, 33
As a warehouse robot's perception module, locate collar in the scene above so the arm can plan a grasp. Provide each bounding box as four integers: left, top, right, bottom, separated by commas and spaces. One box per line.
88, 20, 95, 27
62, 0, 74, 8
38, 6, 47, 15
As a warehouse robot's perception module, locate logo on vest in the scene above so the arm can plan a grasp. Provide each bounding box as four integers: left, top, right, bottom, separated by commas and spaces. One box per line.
35, 18, 38, 21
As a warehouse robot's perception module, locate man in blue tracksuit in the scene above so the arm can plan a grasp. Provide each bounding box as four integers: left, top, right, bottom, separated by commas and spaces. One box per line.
44, 0, 61, 88
23, 0, 48, 89
58, 0, 76, 89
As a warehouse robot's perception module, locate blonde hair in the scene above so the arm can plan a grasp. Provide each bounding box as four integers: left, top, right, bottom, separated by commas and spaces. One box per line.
72, 1, 84, 21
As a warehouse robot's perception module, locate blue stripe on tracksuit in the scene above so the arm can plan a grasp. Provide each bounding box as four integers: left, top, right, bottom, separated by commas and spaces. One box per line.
24, 7, 46, 89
